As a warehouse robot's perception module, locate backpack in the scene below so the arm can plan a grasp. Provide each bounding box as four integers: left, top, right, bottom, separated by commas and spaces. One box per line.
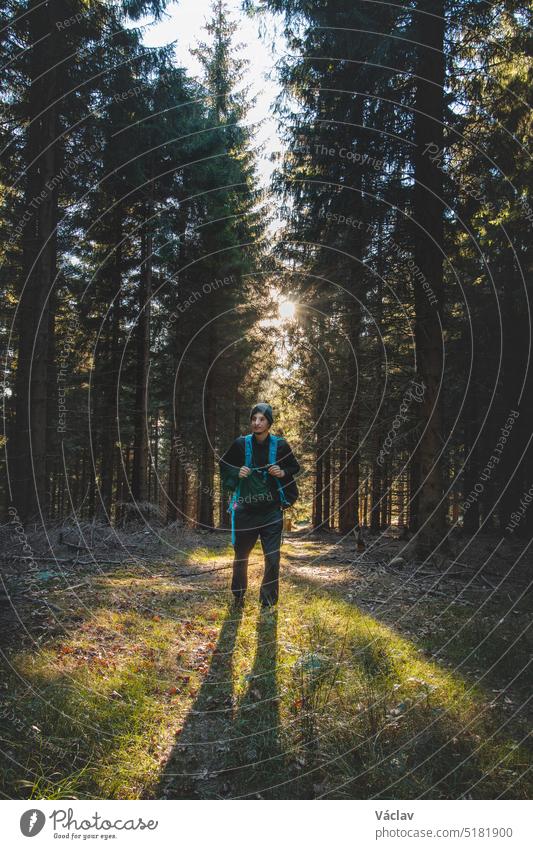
228, 433, 299, 544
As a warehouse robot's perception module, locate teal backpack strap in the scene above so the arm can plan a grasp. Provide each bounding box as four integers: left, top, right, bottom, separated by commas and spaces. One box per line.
269, 434, 290, 507
230, 502, 236, 545
244, 433, 253, 469
268, 434, 277, 466
229, 483, 239, 545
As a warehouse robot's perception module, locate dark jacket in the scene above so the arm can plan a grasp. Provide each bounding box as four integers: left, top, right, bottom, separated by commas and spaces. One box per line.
219, 433, 300, 511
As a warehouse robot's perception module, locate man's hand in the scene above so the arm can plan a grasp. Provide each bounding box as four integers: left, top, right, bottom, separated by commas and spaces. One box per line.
238, 466, 252, 478
268, 464, 285, 479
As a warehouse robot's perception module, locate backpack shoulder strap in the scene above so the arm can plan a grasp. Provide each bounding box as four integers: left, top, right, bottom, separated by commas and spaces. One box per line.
244, 433, 253, 468
268, 434, 278, 466
268, 434, 290, 506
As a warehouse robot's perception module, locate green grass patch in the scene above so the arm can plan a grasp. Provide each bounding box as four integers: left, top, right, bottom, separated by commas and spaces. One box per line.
0, 546, 530, 800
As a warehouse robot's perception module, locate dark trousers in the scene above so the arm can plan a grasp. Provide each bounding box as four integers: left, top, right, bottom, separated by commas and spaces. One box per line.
231, 511, 283, 605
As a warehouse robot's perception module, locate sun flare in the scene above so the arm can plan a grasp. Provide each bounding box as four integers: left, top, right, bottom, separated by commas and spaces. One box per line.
279, 299, 296, 321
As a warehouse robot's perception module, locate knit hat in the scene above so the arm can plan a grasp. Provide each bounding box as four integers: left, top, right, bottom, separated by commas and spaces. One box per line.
250, 402, 273, 425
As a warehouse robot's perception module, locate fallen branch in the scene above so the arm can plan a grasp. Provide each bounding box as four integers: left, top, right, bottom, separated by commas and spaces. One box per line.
1, 555, 76, 564
478, 574, 498, 590
61, 541, 88, 552
55, 582, 91, 593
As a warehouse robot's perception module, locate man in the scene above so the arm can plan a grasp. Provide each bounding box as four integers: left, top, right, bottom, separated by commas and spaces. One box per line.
219, 402, 300, 608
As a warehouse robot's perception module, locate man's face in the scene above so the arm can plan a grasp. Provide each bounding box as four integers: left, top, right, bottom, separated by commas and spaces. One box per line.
251, 413, 270, 434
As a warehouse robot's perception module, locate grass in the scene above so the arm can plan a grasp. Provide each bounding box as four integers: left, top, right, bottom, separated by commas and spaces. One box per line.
0, 540, 531, 800
182, 544, 234, 564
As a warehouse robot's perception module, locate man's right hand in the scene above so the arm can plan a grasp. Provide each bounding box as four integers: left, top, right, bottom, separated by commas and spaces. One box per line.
239, 466, 252, 478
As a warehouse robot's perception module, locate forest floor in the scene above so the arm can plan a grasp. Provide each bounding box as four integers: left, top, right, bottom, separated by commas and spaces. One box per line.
0, 526, 531, 800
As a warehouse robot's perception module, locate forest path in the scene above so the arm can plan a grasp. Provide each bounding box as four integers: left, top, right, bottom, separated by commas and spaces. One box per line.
153, 530, 532, 799
1, 530, 530, 799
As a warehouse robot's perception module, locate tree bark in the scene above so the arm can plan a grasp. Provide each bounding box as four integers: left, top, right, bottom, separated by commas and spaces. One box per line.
131, 194, 153, 503
323, 436, 331, 530
462, 370, 480, 533
97, 212, 123, 523
312, 413, 324, 529
412, 0, 446, 553
11, 0, 60, 524
339, 322, 360, 534
197, 327, 217, 528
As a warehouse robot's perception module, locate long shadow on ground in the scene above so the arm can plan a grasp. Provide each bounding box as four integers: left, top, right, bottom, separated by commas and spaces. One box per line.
157, 606, 295, 799
223, 608, 289, 798
156, 602, 244, 799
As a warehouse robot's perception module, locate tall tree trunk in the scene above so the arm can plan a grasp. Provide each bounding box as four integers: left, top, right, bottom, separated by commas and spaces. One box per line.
180, 465, 189, 526
98, 213, 123, 523
45, 284, 59, 513
79, 447, 88, 518
462, 369, 480, 533
167, 419, 180, 523
151, 408, 160, 508
338, 444, 346, 529
166, 328, 185, 523
362, 473, 369, 527
312, 407, 324, 529
330, 449, 337, 530
233, 388, 241, 436
11, 0, 60, 524
198, 327, 217, 528
498, 269, 529, 532
113, 444, 124, 523
397, 469, 405, 529
412, 0, 446, 553
339, 323, 360, 534
131, 196, 153, 503
72, 450, 82, 515
371, 446, 382, 533
323, 436, 331, 530
380, 463, 389, 529
338, 94, 364, 534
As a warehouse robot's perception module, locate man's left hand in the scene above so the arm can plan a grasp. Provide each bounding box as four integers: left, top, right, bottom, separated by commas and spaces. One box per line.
268, 465, 285, 478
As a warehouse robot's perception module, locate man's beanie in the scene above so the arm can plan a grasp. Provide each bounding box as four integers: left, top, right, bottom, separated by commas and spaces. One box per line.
250, 402, 273, 425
